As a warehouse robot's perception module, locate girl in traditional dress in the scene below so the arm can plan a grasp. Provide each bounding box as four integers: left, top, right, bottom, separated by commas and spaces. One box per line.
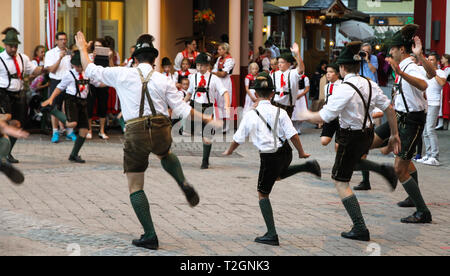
243, 63, 259, 115
291, 73, 310, 134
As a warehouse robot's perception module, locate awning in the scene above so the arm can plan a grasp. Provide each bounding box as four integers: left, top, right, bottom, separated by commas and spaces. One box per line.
290, 0, 370, 23
249, 1, 287, 16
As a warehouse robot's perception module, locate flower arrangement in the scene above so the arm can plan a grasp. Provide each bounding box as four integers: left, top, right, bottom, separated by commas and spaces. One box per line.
194, 9, 216, 24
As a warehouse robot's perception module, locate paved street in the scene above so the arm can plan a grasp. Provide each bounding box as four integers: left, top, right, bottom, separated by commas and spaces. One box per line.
0, 126, 449, 256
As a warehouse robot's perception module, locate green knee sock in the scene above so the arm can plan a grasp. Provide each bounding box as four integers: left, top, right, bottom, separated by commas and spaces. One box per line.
279, 163, 312, 180
354, 159, 382, 174
119, 117, 126, 131
202, 143, 212, 164
70, 136, 86, 158
130, 190, 156, 238
160, 153, 186, 187
0, 137, 11, 161
259, 198, 277, 236
402, 177, 429, 213
8, 137, 17, 154
410, 171, 418, 185
50, 108, 67, 125
362, 170, 370, 183
342, 195, 367, 231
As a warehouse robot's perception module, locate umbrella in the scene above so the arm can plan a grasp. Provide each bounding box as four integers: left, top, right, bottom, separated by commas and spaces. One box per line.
339, 20, 375, 41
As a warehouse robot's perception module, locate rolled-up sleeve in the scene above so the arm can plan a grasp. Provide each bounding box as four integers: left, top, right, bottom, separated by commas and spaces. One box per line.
233, 115, 250, 144
280, 110, 298, 140
166, 81, 192, 119
319, 89, 353, 123
85, 63, 121, 88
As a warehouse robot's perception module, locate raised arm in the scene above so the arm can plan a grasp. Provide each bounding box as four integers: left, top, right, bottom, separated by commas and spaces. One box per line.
291, 43, 305, 75
75, 31, 93, 71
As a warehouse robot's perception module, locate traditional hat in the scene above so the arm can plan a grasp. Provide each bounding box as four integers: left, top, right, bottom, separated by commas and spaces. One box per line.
326, 63, 339, 73
71, 50, 81, 66
336, 41, 363, 65
132, 34, 159, 59
279, 52, 295, 64
389, 24, 419, 48
161, 57, 172, 66
2, 27, 21, 45
195, 52, 210, 64
254, 72, 274, 91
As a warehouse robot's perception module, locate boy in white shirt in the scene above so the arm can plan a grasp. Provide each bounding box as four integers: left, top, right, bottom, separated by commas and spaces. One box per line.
223, 72, 320, 246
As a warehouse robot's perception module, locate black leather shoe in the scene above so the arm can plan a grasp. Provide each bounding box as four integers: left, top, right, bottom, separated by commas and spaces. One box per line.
341, 227, 370, 242
397, 197, 415, 208
401, 211, 432, 224
69, 155, 86, 164
180, 182, 200, 207
40, 105, 53, 113
307, 160, 322, 178
200, 161, 209, 170
255, 233, 279, 246
354, 182, 371, 191
380, 164, 398, 191
0, 162, 24, 185
132, 235, 159, 250
7, 154, 19, 164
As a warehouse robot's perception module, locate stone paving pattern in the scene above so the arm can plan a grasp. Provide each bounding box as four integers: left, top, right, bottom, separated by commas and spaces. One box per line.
0, 127, 449, 256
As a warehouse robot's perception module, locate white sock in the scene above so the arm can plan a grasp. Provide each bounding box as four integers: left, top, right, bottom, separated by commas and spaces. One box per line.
53, 128, 58, 135
67, 128, 74, 135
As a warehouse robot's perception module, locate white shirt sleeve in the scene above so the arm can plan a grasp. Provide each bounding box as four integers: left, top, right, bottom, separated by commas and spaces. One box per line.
222, 58, 235, 74
212, 75, 228, 96
174, 52, 183, 71
22, 54, 37, 75
165, 80, 192, 119
245, 78, 250, 87
187, 74, 196, 94
233, 113, 251, 144
56, 71, 72, 91
304, 76, 310, 87
44, 50, 54, 68
85, 63, 122, 88
319, 88, 354, 123
262, 58, 270, 72
372, 82, 391, 111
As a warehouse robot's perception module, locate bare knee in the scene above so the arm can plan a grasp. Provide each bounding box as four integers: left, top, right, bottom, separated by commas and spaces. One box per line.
321, 137, 331, 146
127, 172, 145, 194
258, 192, 270, 201
9, 120, 21, 128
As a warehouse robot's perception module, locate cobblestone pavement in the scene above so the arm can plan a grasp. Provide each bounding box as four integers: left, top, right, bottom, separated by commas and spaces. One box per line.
0, 126, 449, 256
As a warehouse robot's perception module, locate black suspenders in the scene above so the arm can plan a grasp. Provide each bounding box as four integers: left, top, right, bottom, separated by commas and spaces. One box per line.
0, 54, 24, 90
396, 63, 413, 113
343, 77, 373, 130
69, 71, 90, 98
254, 108, 284, 144
273, 71, 293, 106
194, 73, 213, 105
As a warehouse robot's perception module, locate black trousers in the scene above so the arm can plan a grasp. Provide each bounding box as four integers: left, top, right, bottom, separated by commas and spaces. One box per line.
0, 89, 26, 126
88, 85, 109, 118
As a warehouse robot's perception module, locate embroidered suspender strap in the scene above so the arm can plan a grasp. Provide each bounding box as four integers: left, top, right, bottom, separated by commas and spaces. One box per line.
0, 57, 11, 90
288, 71, 293, 106
136, 68, 157, 118
254, 108, 284, 145
69, 71, 81, 98
398, 63, 413, 113
343, 77, 373, 129
206, 74, 213, 105
325, 83, 330, 105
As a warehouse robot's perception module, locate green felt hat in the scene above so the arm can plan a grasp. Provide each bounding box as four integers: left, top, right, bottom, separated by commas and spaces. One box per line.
195, 52, 210, 64
326, 63, 339, 73
279, 52, 295, 64
2, 28, 21, 45
336, 41, 363, 65
389, 24, 419, 48
254, 72, 274, 91
162, 57, 172, 66
71, 50, 81, 66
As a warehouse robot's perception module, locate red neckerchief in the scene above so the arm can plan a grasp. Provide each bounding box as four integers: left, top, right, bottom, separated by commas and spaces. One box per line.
442, 65, 450, 71
246, 74, 255, 81
218, 55, 232, 70
300, 74, 306, 79
34, 57, 41, 65
270, 69, 278, 74
182, 50, 198, 62
178, 70, 190, 77
78, 72, 86, 93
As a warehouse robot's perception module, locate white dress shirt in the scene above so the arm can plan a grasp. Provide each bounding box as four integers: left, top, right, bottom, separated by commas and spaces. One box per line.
420, 67, 446, 106
271, 69, 302, 106
44, 47, 72, 80
233, 100, 298, 153
320, 74, 391, 130
57, 69, 102, 99
393, 57, 427, 112
187, 72, 228, 105
0, 51, 37, 92
324, 79, 343, 104
85, 63, 192, 122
